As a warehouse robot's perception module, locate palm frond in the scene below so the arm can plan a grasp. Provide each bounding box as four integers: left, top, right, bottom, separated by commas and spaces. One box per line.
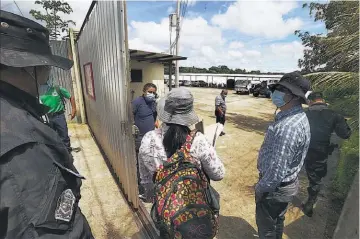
305, 71, 359, 130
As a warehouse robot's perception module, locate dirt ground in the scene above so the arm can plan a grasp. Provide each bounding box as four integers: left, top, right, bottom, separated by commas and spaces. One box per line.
187, 87, 341, 239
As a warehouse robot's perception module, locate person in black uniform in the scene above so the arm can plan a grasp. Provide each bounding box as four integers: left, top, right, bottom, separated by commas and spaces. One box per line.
0, 10, 94, 238
303, 92, 352, 217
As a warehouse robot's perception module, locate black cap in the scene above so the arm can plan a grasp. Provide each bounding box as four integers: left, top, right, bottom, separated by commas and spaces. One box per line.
0, 10, 73, 70
269, 71, 311, 104
308, 92, 323, 101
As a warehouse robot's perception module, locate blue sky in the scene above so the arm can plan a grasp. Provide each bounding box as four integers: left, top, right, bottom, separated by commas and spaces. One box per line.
1, 0, 327, 72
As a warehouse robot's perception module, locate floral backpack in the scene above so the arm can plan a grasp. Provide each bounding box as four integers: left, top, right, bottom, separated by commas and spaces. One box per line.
151, 130, 219, 239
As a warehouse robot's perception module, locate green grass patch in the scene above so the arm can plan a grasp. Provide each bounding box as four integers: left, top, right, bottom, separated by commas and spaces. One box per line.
331, 130, 359, 201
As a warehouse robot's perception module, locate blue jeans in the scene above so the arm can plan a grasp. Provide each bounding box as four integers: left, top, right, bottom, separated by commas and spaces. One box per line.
49, 112, 71, 152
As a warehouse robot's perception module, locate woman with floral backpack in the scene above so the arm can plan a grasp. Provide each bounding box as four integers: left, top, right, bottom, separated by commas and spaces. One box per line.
138, 88, 225, 239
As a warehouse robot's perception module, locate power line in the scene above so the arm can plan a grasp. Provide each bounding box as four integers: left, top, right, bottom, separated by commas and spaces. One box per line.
13, 0, 24, 16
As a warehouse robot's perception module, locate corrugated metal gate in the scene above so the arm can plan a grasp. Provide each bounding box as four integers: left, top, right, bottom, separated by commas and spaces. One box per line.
76, 1, 139, 208
49, 40, 74, 119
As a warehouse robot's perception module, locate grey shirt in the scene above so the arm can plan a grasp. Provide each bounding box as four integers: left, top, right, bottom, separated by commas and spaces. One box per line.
215, 95, 226, 113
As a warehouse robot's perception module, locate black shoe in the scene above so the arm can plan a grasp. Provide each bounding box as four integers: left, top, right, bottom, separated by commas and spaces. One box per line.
220, 132, 226, 136
302, 199, 316, 217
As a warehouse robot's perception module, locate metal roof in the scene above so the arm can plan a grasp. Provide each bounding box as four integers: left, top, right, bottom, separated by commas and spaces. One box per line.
130, 49, 187, 63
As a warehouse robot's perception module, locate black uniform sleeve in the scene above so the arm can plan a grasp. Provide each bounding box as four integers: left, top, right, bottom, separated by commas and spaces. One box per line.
334, 114, 352, 139
0, 143, 93, 239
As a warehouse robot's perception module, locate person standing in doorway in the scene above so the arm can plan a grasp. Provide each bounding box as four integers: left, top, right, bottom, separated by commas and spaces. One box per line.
302, 92, 351, 217
0, 10, 94, 238
40, 83, 77, 153
132, 83, 158, 199
215, 89, 227, 136
255, 72, 311, 239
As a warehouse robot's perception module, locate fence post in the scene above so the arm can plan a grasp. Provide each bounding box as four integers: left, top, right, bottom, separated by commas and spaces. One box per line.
69, 28, 86, 124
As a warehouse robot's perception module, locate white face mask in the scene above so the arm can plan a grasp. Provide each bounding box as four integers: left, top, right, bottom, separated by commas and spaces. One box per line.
145, 92, 156, 102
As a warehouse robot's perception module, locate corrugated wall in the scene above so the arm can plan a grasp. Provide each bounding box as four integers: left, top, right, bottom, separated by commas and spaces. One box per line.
76, 1, 139, 207
40, 40, 74, 120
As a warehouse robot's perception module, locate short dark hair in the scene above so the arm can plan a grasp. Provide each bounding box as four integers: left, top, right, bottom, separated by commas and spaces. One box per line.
143, 83, 157, 92
308, 92, 323, 101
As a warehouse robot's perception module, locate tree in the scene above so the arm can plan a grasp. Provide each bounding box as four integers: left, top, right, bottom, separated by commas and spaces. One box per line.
30, 0, 76, 40
295, 1, 359, 73
296, 0, 359, 127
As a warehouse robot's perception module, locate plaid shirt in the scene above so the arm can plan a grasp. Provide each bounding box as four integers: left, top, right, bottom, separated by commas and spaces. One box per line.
255, 105, 310, 194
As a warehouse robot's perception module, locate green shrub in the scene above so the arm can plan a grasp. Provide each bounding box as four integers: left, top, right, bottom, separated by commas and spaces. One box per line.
332, 130, 359, 201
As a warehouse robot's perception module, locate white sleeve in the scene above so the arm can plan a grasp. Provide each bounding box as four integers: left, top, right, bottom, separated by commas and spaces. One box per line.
190, 132, 225, 181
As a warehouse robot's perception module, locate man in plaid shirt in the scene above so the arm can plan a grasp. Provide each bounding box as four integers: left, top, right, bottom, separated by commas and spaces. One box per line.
255, 72, 311, 239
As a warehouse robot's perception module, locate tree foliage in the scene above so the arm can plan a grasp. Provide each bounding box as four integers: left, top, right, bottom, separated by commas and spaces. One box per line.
296, 1, 359, 73
30, 0, 75, 40
296, 0, 359, 129
164, 65, 283, 75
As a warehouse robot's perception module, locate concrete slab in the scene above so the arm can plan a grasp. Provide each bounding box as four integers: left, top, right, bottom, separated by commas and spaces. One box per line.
68, 124, 141, 239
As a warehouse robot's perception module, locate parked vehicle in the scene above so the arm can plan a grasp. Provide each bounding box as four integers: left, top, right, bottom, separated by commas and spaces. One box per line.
198, 80, 207, 87
183, 80, 191, 86
191, 80, 200, 87
235, 80, 251, 94
252, 81, 271, 98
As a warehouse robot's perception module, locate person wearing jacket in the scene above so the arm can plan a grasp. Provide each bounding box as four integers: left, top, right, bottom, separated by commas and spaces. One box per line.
0, 10, 93, 238
303, 92, 352, 217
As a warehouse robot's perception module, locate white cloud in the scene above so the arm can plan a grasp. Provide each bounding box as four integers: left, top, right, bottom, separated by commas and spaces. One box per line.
244, 50, 261, 58
229, 41, 244, 49
211, 1, 303, 39
1, 0, 92, 30
228, 50, 243, 58
269, 41, 304, 59
1, 0, 306, 72
129, 16, 224, 53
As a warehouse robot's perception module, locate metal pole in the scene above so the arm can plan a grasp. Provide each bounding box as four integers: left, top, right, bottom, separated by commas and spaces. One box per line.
69, 28, 86, 124
169, 61, 173, 91
175, 0, 180, 88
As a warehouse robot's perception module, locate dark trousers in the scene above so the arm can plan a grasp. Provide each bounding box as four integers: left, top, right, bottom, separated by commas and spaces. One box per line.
256, 199, 288, 239
305, 149, 328, 197
49, 112, 71, 152
256, 180, 298, 239
215, 111, 225, 125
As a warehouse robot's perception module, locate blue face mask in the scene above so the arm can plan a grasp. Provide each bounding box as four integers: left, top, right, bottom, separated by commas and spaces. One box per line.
271, 90, 286, 108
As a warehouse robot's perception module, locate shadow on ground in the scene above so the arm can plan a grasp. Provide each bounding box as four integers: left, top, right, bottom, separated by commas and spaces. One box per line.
226, 112, 272, 135
74, 126, 137, 239
217, 215, 258, 239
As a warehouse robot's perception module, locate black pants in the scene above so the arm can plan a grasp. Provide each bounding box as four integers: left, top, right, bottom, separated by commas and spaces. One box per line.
305, 149, 328, 197
215, 111, 225, 125
49, 112, 71, 152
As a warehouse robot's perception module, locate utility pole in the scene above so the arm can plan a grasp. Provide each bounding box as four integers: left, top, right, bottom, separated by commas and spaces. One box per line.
175, 0, 181, 88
